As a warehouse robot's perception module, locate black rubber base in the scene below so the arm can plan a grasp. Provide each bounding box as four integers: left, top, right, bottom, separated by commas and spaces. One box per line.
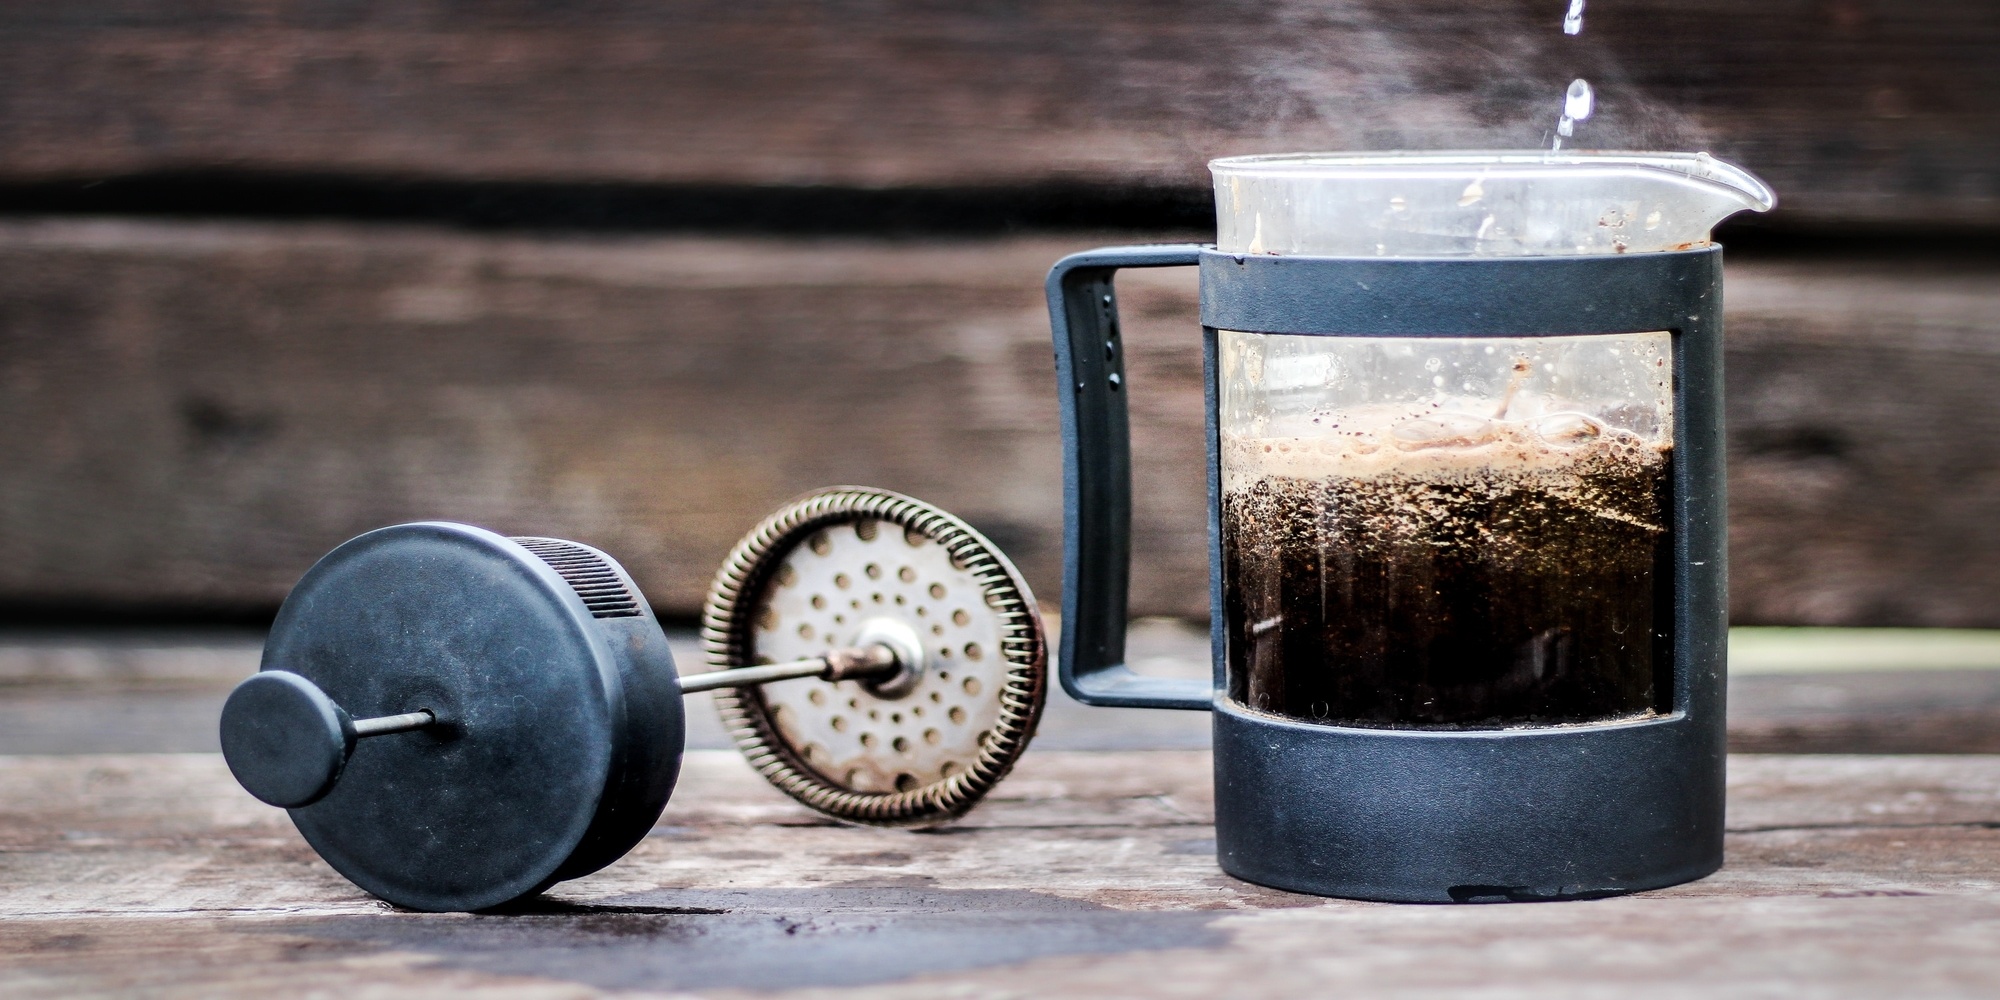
1210, 700, 1723, 903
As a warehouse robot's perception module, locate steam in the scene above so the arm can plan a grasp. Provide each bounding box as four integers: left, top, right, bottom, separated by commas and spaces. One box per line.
1189, 0, 1706, 159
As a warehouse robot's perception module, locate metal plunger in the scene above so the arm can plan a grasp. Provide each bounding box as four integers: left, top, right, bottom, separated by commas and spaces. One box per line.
220, 643, 912, 809
351, 709, 436, 737
215, 499, 1046, 912
675, 643, 900, 693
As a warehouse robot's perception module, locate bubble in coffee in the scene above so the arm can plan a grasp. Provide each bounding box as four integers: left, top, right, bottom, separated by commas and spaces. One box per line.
1220, 334, 1674, 729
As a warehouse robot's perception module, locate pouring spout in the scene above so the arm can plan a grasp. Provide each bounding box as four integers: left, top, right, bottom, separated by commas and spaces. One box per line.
1629, 150, 1776, 216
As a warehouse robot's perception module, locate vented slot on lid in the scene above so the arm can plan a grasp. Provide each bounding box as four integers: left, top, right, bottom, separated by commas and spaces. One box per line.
512, 537, 643, 619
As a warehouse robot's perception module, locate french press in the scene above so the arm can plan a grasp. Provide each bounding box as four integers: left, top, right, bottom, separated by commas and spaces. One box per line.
1047, 152, 1774, 902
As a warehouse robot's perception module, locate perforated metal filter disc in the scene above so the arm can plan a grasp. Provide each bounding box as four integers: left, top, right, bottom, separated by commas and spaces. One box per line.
701, 487, 1047, 826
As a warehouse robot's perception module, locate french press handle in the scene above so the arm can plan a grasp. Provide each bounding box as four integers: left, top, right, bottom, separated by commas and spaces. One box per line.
1045, 244, 1212, 710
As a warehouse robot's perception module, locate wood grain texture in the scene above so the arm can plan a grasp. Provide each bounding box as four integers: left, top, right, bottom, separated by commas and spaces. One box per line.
0, 221, 1183, 617
0, 1, 1995, 227
3, 750, 2000, 996
1725, 260, 2000, 626
3, 220, 1998, 624
1730, 672, 2000, 754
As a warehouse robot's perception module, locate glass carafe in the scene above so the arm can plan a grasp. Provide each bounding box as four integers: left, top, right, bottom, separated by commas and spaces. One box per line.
1043, 150, 1774, 902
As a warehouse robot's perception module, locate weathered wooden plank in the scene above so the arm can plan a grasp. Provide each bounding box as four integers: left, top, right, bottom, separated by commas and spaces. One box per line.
3, 220, 1998, 624
0, 221, 1193, 617
0, 221, 1088, 616
11, 628, 2000, 756
1725, 261, 2000, 626
0, 1, 1995, 228
3, 751, 2000, 996
1730, 672, 2000, 754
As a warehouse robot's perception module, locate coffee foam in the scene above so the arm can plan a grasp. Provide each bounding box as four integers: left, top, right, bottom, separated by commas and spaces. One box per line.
1222, 400, 1669, 489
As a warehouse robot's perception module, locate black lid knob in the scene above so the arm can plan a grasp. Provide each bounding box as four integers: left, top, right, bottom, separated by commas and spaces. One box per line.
230, 521, 685, 912
219, 671, 358, 808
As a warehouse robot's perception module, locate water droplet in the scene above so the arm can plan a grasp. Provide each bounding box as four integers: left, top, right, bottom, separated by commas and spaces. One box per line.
1552, 79, 1594, 150
1565, 79, 1595, 121
1563, 0, 1585, 35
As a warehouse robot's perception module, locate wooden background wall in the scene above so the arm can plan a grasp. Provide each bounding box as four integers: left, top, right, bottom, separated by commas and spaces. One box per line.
2, 1, 1997, 625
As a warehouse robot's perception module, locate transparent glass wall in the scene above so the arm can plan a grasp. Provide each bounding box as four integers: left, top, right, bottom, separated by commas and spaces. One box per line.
1218, 330, 1675, 728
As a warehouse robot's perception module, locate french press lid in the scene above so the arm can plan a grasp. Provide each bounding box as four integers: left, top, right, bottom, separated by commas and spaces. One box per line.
220, 522, 683, 912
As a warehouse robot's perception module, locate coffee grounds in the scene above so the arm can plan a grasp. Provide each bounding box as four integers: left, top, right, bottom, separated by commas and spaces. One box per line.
1222, 435, 1672, 728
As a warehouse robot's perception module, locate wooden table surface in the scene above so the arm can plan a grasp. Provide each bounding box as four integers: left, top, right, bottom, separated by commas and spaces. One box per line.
6, 749, 2000, 998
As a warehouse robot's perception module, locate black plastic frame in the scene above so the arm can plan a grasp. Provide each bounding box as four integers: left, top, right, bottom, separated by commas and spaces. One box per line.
1047, 244, 1728, 902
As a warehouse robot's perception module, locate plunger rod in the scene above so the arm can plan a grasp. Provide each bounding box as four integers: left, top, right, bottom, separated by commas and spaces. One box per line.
352, 709, 435, 737
677, 643, 899, 694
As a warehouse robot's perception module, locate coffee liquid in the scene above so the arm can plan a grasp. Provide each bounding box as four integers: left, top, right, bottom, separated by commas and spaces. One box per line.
1222, 409, 1672, 728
